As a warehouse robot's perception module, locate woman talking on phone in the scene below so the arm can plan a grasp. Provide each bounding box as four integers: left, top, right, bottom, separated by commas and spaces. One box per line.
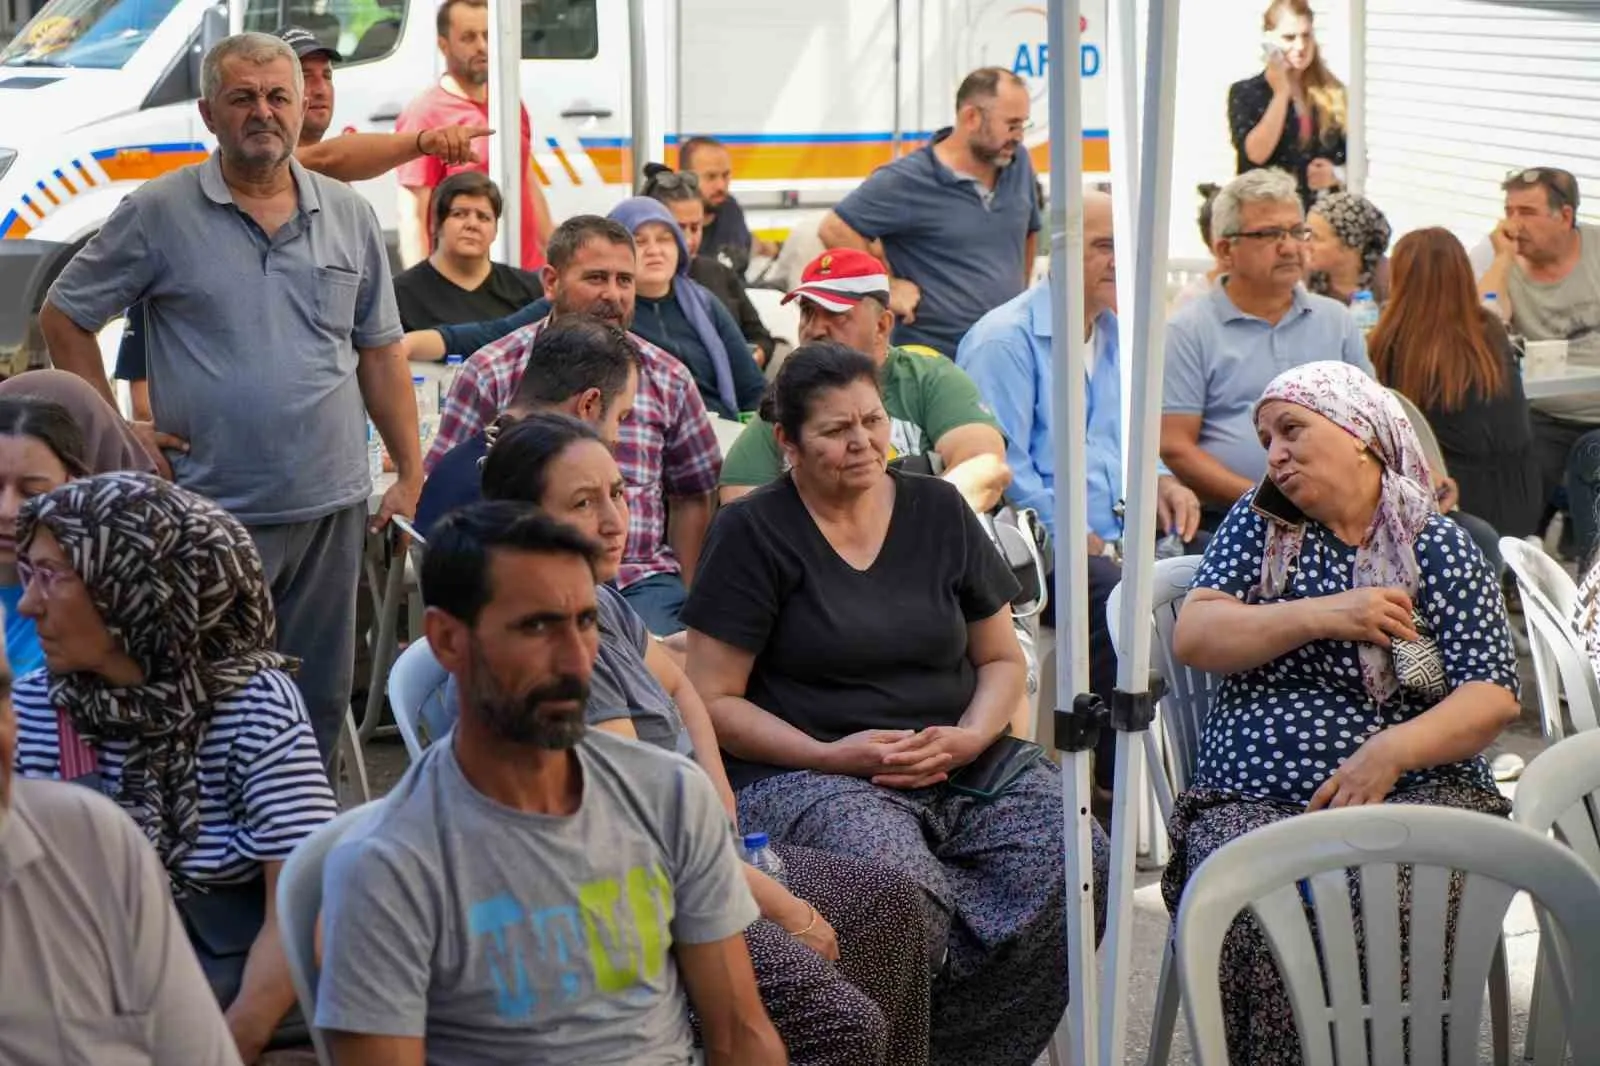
1164, 361, 1519, 1065
1229, 0, 1348, 207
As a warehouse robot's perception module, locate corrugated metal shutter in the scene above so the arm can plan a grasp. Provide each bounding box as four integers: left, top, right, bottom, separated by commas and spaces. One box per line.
1363, 0, 1600, 244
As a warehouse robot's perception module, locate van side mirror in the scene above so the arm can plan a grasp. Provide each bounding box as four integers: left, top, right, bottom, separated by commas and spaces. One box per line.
188, 2, 228, 91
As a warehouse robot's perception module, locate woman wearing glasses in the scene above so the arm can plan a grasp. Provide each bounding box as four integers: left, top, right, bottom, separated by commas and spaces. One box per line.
1228, 0, 1347, 207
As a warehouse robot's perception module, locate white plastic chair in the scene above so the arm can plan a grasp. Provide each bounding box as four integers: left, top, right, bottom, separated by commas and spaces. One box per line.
387, 636, 448, 763
277, 800, 385, 1066
1177, 804, 1600, 1066
1116, 555, 1511, 1066
1512, 729, 1600, 1064
1106, 555, 1221, 1065
1388, 390, 1449, 481
744, 287, 800, 347
1501, 537, 1599, 739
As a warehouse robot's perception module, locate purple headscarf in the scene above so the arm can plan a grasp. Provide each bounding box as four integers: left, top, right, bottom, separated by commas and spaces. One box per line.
1253, 361, 1437, 704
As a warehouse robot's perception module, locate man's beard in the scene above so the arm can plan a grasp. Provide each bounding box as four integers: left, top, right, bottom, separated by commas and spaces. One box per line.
466, 642, 589, 749
226, 122, 295, 172
554, 295, 631, 330
970, 138, 1017, 169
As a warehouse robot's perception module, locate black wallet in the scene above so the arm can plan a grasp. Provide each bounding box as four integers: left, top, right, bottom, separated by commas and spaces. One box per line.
948, 735, 1045, 800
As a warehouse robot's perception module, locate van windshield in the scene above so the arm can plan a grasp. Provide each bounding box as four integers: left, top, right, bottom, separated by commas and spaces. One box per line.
0, 0, 183, 69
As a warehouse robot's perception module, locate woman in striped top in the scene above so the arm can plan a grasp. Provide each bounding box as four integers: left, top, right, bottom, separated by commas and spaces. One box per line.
9, 471, 336, 1065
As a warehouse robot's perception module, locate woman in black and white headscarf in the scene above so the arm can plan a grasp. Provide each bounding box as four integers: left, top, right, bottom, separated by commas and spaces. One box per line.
1307, 189, 1393, 304
8, 472, 336, 1063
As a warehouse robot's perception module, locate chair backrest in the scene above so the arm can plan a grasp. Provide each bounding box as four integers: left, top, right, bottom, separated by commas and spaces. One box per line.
1387, 389, 1449, 480
1502, 536, 1579, 619
1176, 804, 1600, 1066
1514, 729, 1600, 877
745, 286, 801, 346
277, 801, 385, 1066
1501, 538, 1600, 738
388, 638, 448, 762
1106, 555, 1219, 793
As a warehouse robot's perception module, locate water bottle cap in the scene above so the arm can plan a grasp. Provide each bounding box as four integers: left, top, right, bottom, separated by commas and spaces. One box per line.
1484, 292, 1498, 301
1354, 290, 1374, 302
742, 832, 769, 850
412, 375, 427, 385
445, 354, 465, 365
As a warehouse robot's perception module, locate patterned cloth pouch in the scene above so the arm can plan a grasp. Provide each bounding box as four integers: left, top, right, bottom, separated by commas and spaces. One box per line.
1391, 610, 1448, 701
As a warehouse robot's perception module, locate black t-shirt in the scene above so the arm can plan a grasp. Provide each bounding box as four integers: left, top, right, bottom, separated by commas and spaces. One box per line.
681, 469, 1020, 789
392, 260, 544, 332
1227, 71, 1347, 207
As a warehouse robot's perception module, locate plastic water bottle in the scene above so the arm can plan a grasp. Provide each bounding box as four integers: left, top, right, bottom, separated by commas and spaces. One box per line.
1350, 290, 1380, 336
366, 418, 385, 481
742, 832, 787, 886
413, 374, 438, 449
440, 354, 464, 409
1482, 291, 1503, 321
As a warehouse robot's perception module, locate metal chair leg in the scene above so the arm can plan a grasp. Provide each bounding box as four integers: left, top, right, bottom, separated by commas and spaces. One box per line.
335, 708, 370, 809
1146, 933, 1180, 1066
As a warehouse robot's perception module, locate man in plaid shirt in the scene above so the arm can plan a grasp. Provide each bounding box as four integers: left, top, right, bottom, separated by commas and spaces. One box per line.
426, 215, 720, 634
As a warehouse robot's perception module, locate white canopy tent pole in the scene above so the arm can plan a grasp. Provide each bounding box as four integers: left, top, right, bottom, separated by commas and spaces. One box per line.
1107, 0, 1141, 342
486, 0, 521, 264
627, 0, 652, 190
1044, 1, 1098, 1064
1346, 0, 1368, 194
1097, 0, 1182, 1061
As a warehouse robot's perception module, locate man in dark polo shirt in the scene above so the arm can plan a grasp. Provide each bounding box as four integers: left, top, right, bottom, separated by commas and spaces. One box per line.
39, 32, 420, 764
819, 67, 1041, 358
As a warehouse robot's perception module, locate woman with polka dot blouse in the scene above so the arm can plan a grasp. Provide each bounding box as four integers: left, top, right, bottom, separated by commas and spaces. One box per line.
1162, 361, 1520, 1066
1229, 0, 1348, 208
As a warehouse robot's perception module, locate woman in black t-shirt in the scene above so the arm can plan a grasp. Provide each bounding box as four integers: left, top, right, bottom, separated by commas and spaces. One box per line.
682, 342, 1109, 1066
1228, 0, 1347, 206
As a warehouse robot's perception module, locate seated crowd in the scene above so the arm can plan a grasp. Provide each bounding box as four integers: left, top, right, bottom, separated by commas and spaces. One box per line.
7, 23, 1600, 1066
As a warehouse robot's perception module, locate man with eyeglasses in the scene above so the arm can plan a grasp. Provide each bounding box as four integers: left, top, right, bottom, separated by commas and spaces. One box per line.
1160, 167, 1371, 526
1480, 167, 1600, 559
817, 67, 1041, 358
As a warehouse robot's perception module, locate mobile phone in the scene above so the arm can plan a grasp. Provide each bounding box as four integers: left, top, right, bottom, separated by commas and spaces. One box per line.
1261, 41, 1286, 67
1249, 476, 1307, 529
947, 735, 1045, 801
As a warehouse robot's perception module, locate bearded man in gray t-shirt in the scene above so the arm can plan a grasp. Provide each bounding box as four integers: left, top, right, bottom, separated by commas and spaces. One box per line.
316, 502, 782, 1066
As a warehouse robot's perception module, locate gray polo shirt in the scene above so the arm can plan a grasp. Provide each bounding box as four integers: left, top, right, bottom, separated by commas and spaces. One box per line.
48, 154, 403, 525
1162, 281, 1373, 484
1509, 222, 1600, 424
834, 127, 1041, 357
0, 779, 242, 1066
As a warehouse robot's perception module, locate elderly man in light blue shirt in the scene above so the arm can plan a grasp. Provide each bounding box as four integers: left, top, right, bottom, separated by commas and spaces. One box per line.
959, 190, 1200, 551
1161, 168, 1373, 520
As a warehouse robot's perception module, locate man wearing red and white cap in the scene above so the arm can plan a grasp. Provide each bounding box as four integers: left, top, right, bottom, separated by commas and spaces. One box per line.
720, 248, 1011, 512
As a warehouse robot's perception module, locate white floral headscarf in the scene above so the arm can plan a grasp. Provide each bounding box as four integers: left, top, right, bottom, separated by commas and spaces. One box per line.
1253, 362, 1438, 704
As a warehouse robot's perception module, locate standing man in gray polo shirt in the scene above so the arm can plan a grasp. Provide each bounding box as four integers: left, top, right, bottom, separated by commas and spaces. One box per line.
1160, 168, 1371, 523
38, 32, 420, 761
818, 67, 1041, 357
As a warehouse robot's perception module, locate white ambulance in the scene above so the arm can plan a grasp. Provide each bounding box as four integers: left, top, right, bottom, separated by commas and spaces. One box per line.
0, 0, 1112, 369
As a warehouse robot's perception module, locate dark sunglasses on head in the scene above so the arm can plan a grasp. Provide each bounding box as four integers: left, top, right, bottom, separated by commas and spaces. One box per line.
646, 169, 700, 193
1507, 167, 1577, 209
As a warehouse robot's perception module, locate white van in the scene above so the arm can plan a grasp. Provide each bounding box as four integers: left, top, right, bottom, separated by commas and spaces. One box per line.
0, 0, 1111, 369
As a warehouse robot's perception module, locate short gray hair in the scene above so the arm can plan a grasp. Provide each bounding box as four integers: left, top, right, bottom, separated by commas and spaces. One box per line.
201, 32, 303, 103
1210, 168, 1301, 243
